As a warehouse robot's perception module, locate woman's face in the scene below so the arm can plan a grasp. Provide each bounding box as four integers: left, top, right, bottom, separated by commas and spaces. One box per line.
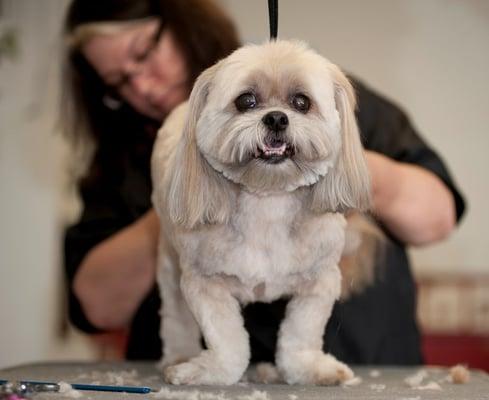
82, 19, 189, 120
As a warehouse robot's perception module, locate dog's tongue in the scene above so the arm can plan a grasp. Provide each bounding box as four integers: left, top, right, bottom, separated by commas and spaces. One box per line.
263, 142, 286, 155
265, 136, 284, 148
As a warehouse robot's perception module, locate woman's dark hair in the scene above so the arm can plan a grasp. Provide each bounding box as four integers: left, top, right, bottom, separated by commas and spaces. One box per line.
62, 0, 241, 189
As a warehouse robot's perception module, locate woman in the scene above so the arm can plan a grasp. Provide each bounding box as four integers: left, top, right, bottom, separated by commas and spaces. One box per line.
63, 0, 465, 364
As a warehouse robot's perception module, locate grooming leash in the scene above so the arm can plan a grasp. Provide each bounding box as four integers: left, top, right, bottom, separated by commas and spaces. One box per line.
268, 0, 278, 40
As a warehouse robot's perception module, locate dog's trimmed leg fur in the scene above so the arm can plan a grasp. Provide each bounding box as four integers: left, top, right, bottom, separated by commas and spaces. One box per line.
163, 271, 250, 385
157, 247, 202, 369
276, 266, 353, 385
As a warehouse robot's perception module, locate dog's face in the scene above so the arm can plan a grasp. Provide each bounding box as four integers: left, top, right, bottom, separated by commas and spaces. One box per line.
196, 41, 343, 193
167, 41, 370, 228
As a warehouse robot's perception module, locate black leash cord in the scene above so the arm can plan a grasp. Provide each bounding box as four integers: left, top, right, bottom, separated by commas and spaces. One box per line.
268, 0, 278, 40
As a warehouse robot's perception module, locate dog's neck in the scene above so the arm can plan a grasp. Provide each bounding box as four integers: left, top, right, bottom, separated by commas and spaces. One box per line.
232, 188, 312, 231
238, 183, 307, 198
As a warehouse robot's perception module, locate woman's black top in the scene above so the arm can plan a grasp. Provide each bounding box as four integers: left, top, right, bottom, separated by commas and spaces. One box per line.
64, 79, 465, 365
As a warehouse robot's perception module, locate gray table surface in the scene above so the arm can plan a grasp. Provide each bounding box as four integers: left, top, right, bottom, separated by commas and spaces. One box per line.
1, 362, 488, 399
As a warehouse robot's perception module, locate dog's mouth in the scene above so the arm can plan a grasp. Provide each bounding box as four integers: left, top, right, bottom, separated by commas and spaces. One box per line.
254, 138, 295, 164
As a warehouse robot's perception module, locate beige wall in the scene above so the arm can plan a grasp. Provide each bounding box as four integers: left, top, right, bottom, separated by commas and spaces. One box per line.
0, 0, 487, 369
221, 0, 489, 276
0, 0, 95, 369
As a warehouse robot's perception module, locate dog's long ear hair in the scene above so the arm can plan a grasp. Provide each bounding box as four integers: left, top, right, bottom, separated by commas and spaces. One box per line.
310, 65, 371, 213
167, 62, 234, 229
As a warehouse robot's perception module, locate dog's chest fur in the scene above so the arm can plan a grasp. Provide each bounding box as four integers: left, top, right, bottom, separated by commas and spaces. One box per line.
176, 191, 346, 303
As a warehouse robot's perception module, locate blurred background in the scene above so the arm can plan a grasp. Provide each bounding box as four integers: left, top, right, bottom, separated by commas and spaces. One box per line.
0, 0, 488, 370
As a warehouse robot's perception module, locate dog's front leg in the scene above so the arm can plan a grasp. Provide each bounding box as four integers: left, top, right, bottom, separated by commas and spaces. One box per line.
276, 265, 354, 385
157, 246, 202, 369
163, 271, 250, 385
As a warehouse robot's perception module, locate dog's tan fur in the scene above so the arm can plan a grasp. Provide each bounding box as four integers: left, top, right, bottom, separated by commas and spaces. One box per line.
151, 40, 371, 385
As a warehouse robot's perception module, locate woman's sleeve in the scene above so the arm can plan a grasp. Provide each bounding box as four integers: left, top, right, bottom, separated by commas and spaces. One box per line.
353, 79, 466, 222
63, 187, 131, 333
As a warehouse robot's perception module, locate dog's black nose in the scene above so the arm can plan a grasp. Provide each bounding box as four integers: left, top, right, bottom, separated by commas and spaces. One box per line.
262, 111, 289, 131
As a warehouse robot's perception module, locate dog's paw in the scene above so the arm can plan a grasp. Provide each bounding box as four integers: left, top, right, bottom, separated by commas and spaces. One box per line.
164, 361, 207, 385
157, 355, 192, 372
312, 354, 354, 385
245, 362, 282, 384
278, 351, 354, 385
163, 351, 245, 385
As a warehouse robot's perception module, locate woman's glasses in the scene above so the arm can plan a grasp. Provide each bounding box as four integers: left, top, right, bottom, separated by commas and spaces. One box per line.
102, 21, 165, 110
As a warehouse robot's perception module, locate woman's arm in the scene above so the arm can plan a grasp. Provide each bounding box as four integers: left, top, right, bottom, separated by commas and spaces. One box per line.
366, 150, 456, 246
72, 209, 159, 330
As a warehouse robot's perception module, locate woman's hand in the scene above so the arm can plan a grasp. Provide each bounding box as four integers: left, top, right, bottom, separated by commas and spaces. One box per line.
365, 150, 456, 246
73, 209, 160, 330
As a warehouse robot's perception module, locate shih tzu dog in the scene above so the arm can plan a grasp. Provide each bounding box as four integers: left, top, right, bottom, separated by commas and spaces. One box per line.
151, 40, 371, 386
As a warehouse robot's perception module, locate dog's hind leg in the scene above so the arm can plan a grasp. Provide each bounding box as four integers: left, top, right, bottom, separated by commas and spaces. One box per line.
244, 362, 282, 383
275, 265, 354, 385
163, 271, 250, 385
157, 242, 202, 370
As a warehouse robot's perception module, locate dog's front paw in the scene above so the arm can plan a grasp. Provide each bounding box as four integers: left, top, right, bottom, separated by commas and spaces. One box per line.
278, 351, 354, 385
164, 361, 207, 385
157, 354, 193, 372
163, 350, 245, 385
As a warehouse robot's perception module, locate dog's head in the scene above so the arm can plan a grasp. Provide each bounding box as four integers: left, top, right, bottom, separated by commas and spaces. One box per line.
167, 40, 371, 228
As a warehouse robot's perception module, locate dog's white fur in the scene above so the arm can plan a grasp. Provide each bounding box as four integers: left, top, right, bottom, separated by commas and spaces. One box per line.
151, 40, 371, 386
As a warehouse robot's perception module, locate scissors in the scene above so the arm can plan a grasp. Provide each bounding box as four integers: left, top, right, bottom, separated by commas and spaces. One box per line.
0, 380, 59, 399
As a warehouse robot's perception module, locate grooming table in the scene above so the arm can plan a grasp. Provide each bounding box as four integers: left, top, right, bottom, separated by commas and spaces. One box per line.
1, 362, 488, 399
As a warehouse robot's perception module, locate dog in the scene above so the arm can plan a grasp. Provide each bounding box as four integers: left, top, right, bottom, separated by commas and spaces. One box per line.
151, 40, 371, 386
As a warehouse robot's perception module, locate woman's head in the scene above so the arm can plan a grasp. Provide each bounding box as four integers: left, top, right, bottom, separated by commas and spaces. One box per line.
62, 0, 240, 147
79, 19, 189, 120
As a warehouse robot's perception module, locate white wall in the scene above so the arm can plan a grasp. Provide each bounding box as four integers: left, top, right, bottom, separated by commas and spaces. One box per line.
221, 0, 489, 276
0, 0, 488, 369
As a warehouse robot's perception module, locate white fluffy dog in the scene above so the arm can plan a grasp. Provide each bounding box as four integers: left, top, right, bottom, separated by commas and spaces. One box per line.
151, 40, 371, 386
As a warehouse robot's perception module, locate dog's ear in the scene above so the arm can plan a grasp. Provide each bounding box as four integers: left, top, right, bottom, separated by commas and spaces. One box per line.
167, 62, 235, 229
310, 65, 371, 213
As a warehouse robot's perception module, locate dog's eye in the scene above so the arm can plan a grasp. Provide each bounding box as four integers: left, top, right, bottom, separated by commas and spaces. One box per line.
291, 94, 311, 113
235, 93, 257, 112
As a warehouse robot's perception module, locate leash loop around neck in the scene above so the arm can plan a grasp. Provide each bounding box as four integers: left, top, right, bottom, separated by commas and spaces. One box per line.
268, 0, 278, 40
